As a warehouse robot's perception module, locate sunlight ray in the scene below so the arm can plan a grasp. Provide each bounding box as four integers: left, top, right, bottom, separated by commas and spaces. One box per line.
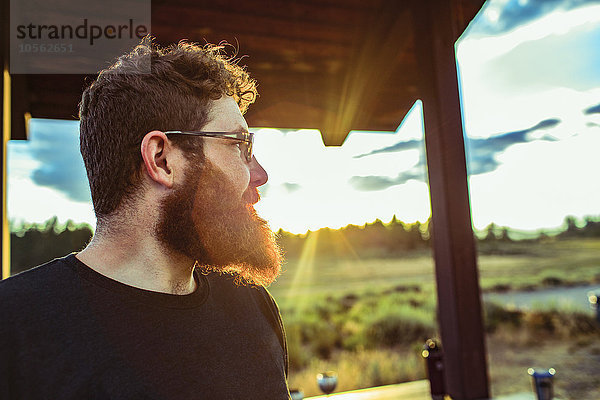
284, 230, 319, 314
337, 230, 363, 262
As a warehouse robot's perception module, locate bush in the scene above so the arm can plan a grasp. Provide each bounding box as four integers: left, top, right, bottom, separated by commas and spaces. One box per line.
523, 310, 556, 334
342, 295, 436, 350
541, 276, 564, 286
484, 302, 523, 333
283, 303, 346, 367
286, 324, 311, 370
283, 288, 439, 369
523, 310, 599, 337
363, 305, 436, 348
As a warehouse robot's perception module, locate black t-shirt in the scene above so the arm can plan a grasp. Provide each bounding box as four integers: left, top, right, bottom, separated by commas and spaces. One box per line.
0, 254, 290, 399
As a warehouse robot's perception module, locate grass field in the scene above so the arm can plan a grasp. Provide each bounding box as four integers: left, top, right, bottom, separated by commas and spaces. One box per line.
268, 237, 600, 398
269, 237, 600, 300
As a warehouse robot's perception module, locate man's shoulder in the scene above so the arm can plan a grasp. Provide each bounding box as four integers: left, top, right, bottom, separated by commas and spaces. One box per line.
203, 270, 282, 321
0, 254, 76, 303
203, 270, 272, 300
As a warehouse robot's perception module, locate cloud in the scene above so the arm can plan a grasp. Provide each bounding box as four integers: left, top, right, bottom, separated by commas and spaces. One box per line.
469, 118, 559, 151
348, 176, 397, 191
349, 157, 429, 192
479, 23, 600, 92
531, 118, 562, 129
466, 118, 560, 174
353, 140, 422, 159
282, 182, 301, 193
584, 103, 600, 114
469, 0, 600, 36
349, 118, 560, 191
28, 120, 91, 203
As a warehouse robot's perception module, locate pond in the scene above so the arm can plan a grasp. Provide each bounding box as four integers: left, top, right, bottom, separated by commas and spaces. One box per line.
483, 284, 600, 312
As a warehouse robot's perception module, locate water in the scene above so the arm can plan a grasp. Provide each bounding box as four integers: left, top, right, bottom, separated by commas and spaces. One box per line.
483, 284, 600, 312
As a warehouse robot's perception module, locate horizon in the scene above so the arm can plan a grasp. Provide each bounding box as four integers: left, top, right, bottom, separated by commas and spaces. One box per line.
9, 210, 599, 242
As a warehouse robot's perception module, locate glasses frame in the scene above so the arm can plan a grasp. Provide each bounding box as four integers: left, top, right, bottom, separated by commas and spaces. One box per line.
164, 130, 254, 163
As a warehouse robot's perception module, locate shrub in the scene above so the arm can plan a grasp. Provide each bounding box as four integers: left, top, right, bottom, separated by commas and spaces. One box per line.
542, 276, 563, 286
342, 299, 435, 349
484, 302, 523, 333
363, 306, 436, 347
523, 310, 556, 334
282, 287, 439, 369
286, 324, 311, 370
523, 310, 600, 338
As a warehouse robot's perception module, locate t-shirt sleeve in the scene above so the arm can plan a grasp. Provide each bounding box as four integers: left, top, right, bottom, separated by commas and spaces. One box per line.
258, 287, 289, 378
0, 297, 13, 399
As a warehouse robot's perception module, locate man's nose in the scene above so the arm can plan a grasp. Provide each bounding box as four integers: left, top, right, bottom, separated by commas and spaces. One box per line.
249, 156, 268, 187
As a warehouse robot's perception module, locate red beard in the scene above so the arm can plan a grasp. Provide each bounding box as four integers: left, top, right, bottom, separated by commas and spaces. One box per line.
155, 159, 283, 287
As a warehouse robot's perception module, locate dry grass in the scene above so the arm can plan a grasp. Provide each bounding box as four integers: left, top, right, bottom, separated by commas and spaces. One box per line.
287, 330, 600, 399
487, 331, 600, 399
287, 347, 426, 398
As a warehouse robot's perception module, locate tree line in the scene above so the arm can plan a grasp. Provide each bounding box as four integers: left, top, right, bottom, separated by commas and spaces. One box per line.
10, 217, 93, 275
8, 214, 600, 275
277, 216, 430, 259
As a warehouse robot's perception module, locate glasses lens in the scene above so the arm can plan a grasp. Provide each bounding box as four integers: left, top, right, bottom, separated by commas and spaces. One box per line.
245, 139, 253, 162
235, 140, 251, 163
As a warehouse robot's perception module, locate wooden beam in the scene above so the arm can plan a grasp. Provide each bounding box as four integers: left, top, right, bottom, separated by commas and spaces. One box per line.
152, 0, 372, 27
279, 0, 379, 11
152, 5, 355, 45
152, 25, 352, 59
13, 74, 89, 123
411, 0, 489, 399
10, 75, 28, 140
315, 3, 409, 144
245, 61, 418, 137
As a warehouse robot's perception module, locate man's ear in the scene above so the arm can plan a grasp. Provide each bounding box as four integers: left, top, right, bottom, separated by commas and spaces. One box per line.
140, 130, 176, 189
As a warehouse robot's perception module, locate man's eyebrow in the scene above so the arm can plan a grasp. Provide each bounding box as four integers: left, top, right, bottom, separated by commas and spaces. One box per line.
233, 125, 249, 133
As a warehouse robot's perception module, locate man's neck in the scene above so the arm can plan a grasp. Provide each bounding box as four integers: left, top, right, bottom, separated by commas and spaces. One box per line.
76, 230, 197, 295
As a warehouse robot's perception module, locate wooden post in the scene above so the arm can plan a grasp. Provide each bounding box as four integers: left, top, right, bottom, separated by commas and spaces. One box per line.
1, 0, 9, 279
411, 0, 490, 398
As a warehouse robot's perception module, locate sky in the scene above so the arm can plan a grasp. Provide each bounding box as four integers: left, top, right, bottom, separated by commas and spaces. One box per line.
7, 0, 600, 234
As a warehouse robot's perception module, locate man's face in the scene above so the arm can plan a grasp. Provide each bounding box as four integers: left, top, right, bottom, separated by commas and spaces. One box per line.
155, 97, 283, 286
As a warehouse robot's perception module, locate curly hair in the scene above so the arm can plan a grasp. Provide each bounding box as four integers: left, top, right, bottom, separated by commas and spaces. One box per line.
79, 37, 257, 220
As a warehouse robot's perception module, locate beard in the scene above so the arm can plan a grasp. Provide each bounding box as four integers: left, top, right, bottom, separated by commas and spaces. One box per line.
155, 159, 283, 287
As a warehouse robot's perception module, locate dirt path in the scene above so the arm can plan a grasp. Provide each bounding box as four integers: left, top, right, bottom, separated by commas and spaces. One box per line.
487, 333, 600, 399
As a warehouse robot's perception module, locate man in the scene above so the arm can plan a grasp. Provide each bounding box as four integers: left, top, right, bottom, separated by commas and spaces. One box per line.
0, 39, 290, 399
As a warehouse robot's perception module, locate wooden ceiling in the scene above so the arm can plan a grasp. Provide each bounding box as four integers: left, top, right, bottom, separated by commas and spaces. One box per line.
9, 0, 484, 145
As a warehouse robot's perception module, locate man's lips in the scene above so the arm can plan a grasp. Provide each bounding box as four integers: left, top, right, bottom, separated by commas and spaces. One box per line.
243, 187, 260, 205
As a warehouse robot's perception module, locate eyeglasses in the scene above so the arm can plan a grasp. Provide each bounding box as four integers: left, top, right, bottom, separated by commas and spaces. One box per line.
164, 130, 254, 163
